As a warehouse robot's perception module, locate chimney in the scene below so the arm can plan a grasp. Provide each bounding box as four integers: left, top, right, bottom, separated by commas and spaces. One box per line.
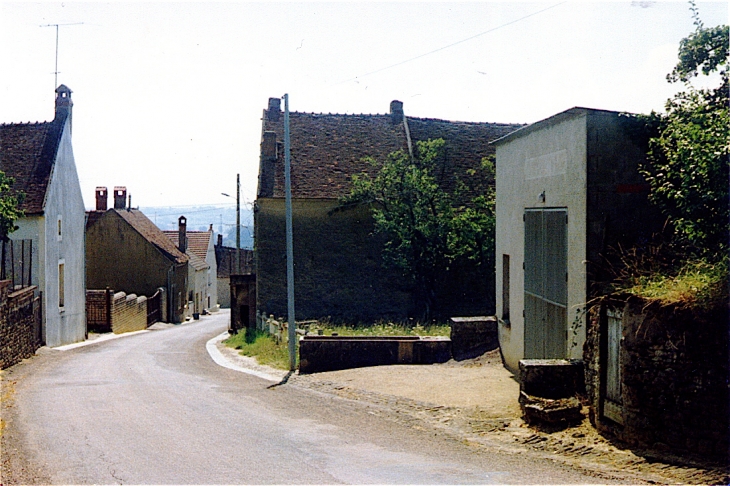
178, 216, 187, 253
267, 97, 281, 122
95, 187, 108, 211
217, 234, 223, 247
55, 85, 73, 132
113, 186, 127, 209
262, 131, 277, 159
390, 100, 404, 124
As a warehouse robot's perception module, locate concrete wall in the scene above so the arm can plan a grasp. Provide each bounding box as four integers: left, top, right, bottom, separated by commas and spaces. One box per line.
255, 198, 414, 322
86, 213, 187, 323
0, 282, 40, 369
9, 120, 86, 347
495, 113, 588, 372
217, 277, 230, 308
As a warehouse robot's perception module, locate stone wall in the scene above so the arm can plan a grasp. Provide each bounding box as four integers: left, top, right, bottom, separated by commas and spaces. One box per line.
584, 298, 729, 463
86, 289, 148, 334
0, 281, 40, 369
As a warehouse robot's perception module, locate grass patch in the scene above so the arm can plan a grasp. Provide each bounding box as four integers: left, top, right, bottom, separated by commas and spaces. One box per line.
312, 320, 451, 337
619, 256, 727, 309
223, 328, 295, 370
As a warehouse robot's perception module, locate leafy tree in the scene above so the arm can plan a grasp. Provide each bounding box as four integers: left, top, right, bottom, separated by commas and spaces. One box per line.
0, 171, 24, 242
341, 138, 496, 319
639, 4, 729, 256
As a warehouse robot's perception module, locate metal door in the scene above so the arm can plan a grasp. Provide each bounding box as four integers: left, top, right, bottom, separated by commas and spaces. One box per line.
524, 208, 568, 359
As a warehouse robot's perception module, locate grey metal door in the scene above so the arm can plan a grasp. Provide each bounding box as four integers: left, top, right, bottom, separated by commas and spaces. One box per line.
524, 208, 568, 359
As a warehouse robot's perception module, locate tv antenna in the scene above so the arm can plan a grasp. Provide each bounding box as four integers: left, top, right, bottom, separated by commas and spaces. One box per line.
40, 22, 84, 89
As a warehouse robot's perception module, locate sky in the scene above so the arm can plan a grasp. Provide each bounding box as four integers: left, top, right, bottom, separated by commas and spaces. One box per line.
1, 1, 727, 212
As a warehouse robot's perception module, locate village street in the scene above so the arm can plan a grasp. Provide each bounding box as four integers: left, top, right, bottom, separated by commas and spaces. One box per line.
0, 311, 627, 485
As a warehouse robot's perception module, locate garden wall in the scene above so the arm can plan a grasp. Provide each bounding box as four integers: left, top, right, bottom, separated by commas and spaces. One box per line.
87, 289, 148, 334
584, 298, 728, 463
0, 281, 41, 369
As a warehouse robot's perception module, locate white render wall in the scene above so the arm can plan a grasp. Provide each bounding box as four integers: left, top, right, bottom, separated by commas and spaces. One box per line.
495, 112, 588, 373
11, 119, 86, 347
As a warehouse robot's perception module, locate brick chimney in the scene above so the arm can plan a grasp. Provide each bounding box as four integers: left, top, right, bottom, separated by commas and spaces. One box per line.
55, 85, 73, 132
390, 100, 404, 124
267, 97, 281, 122
95, 187, 108, 211
113, 186, 127, 210
178, 216, 187, 253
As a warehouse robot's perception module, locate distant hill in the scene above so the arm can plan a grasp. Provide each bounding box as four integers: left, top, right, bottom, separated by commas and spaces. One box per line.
138, 204, 254, 249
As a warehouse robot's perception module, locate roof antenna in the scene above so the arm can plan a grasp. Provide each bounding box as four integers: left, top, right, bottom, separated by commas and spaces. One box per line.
40, 22, 84, 90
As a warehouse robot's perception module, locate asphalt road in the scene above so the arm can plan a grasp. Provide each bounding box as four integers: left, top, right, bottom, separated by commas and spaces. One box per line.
2, 312, 613, 484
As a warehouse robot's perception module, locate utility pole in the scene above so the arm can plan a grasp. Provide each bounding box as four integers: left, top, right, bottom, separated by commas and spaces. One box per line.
283, 93, 296, 371
40, 22, 83, 89
236, 173, 241, 273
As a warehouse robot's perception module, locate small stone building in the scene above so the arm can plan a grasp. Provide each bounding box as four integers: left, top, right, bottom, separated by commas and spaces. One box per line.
255, 98, 520, 322
493, 107, 661, 373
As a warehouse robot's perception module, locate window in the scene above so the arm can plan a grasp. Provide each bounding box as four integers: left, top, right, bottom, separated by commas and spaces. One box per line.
502, 254, 510, 323
58, 262, 65, 308
57, 216, 62, 241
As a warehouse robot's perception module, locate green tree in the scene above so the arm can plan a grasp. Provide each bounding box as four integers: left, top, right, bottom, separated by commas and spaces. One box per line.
0, 171, 24, 242
639, 4, 729, 256
341, 138, 496, 319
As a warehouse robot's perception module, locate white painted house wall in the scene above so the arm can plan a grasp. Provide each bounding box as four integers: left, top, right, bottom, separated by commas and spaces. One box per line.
204, 234, 218, 311
495, 111, 588, 373
11, 118, 86, 347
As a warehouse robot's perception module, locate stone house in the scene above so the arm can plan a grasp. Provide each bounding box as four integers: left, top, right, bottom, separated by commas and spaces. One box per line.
0, 85, 86, 347
214, 235, 254, 308
493, 107, 661, 373
256, 98, 520, 322
86, 187, 188, 323
163, 219, 218, 316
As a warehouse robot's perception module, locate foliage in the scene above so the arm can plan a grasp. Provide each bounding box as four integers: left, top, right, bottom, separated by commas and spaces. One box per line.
340, 138, 496, 318
0, 171, 24, 242
305, 319, 451, 337
638, 6, 729, 256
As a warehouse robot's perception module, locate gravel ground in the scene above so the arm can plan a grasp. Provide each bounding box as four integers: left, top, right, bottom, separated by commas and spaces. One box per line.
217, 340, 729, 485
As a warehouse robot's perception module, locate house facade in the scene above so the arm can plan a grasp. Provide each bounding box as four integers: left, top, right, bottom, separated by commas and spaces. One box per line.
256, 98, 520, 322
86, 187, 188, 323
493, 107, 661, 373
0, 85, 86, 347
163, 219, 218, 316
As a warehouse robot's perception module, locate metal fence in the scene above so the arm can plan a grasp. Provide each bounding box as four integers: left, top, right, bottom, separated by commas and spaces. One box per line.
1, 239, 33, 289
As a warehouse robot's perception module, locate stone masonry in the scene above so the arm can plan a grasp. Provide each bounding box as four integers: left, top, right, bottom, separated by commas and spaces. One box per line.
0, 280, 40, 369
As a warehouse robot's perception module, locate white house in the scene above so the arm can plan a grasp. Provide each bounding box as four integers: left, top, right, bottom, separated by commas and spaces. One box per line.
163, 219, 218, 315
493, 107, 661, 373
0, 85, 86, 346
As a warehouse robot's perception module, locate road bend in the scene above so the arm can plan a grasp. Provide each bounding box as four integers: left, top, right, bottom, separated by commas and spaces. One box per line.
3, 311, 612, 484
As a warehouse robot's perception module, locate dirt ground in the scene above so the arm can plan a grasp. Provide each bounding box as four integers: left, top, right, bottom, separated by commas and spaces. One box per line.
215, 341, 729, 485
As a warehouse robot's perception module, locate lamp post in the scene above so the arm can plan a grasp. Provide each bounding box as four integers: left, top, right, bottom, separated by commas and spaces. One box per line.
221, 173, 241, 273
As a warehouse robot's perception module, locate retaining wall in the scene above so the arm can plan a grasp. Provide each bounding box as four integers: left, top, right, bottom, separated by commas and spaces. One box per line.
86, 289, 148, 334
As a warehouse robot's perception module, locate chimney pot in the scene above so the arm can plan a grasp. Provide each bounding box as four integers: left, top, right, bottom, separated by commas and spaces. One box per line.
113, 186, 127, 210
178, 216, 187, 254
267, 97, 281, 122
95, 186, 108, 211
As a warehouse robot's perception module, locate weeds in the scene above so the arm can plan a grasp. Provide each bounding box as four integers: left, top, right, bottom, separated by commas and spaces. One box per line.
224, 328, 295, 370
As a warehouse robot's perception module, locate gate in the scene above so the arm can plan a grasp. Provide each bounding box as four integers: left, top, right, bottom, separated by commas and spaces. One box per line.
147, 289, 161, 326
602, 307, 624, 424
524, 209, 568, 359
1, 239, 33, 289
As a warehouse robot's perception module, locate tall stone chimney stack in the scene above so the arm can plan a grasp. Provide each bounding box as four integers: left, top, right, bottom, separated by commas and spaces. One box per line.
55, 85, 73, 133
390, 100, 404, 124
113, 186, 127, 210
95, 187, 108, 211
267, 97, 281, 122
178, 216, 187, 253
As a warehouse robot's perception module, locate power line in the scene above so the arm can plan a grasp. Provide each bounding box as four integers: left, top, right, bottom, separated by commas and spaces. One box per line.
337, 2, 566, 85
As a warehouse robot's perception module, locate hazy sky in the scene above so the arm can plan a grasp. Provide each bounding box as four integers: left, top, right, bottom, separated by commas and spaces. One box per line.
1, 1, 727, 211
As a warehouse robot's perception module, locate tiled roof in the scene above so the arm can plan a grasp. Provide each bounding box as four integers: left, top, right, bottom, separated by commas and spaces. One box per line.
186, 251, 209, 271
0, 116, 66, 215
258, 102, 523, 199
113, 209, 188, 265
162, 230, 212, 261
